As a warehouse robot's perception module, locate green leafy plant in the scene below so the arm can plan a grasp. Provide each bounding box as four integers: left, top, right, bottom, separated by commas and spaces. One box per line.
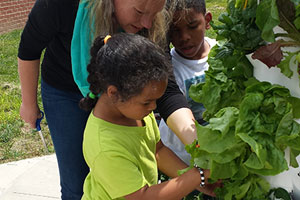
187, 0, 300, 199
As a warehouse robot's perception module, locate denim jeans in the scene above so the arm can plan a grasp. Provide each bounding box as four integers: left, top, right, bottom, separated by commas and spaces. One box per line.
41, 80, 90, 200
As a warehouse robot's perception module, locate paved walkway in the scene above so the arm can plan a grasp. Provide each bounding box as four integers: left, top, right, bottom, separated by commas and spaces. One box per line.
0, 154, 60, 200
1, 153, 300, 200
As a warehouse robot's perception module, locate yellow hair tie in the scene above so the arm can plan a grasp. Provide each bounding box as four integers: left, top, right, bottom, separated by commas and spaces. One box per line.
104, 35, 111, 44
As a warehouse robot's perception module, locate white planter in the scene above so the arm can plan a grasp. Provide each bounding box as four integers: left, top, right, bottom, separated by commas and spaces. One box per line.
246, 27, 300, 195
246, 26, 300, 121
246, 53, 300, 100
246, 53, 300, 195
291, 155, 300, 199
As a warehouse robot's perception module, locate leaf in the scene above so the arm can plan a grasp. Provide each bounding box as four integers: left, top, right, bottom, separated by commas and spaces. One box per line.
277, 0, 296, 23
277, 52, 295, 78
189, 82, 204, 103
276, 0, 300, 42
288, 96, 300, 118
218, 13, 233, 26
297, 5, 300, 18
211, 143, 246, 164
190, 75, 222, 120
236, 92, 264, 133
237, 133, 267, 169
251, 41, 283, 67
235, 180, 252, 199
272, 187, 291, 200
296, 52, 300, 63
193, 150, 211, 169
275, 111, 300, 151
290, 149, 300, 167
246, 139, 289, 176
177, 166, 192, 176
235, 0, 245, 9
210, 159, 239, 179
209, 107, 239, 135
294, 16, 300, 29
255, 0, 280, 42
256, 177, 271, 194
290, 0, 300, 6
232, 164, 248, 180
196, 122, 239, 154
232, 24, 246, 35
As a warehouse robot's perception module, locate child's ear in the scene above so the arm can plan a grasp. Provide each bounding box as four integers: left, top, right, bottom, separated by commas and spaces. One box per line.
107, 85, 119, 102
204, 12, 212, 30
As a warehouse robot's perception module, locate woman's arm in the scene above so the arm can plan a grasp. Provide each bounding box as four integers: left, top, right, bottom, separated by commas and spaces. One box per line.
17, 0, 59, 128
166, 107, 197, 145
156, 78, 197, 145
124, 141, 217, 200
18, 58, 41, 128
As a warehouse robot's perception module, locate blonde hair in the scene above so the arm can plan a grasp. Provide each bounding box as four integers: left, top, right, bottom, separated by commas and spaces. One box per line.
87, 0, 171, 47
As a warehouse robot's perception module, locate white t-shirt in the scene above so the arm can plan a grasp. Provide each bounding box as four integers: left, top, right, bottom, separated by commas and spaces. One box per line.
159, 37, 216, 165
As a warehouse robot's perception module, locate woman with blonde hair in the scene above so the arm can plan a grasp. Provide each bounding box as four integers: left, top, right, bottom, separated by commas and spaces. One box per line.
72, 0, 170, 97
72, 0, 204, 196
72, 0, 199, 163
18, 0, 200, 199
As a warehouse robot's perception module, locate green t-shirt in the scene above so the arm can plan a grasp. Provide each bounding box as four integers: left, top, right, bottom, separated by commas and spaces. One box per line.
82, 112, 160, 200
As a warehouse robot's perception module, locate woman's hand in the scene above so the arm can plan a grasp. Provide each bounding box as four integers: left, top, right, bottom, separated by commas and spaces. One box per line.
20, 103, 41, 129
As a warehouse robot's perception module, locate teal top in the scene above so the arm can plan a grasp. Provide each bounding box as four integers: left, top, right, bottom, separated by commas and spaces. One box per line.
71, 0, 93, 97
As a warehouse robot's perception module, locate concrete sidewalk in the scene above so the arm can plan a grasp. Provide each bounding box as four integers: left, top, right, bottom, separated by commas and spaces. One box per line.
0, 154, 60, 200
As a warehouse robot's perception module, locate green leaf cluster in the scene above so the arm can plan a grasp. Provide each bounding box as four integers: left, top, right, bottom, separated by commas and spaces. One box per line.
189, 44, 254, 120
186, 82, 300, 198
211, 0, 264, 53
255, 0, 280, 42
187, 0, 300, 199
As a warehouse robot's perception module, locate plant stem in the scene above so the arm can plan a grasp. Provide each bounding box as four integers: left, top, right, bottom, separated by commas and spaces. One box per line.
275, 33, 289, 38
279, 40, 300, 47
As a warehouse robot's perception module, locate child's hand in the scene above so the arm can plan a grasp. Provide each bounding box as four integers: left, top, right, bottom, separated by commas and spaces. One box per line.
196, 169, 222, 197
196, 181, 222, 197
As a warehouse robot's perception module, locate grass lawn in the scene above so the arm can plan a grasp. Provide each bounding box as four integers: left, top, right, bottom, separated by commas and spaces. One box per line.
0, 30, 54, 164
0, 1, 226, 164
206, 0, 227, 38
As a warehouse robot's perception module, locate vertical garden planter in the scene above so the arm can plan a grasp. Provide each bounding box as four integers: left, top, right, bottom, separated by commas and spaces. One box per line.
247, 25, 300, 199
187, 0, 300, 199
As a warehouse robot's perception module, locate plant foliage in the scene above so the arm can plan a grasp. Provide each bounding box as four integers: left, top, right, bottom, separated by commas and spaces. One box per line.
187, 0, 300, 199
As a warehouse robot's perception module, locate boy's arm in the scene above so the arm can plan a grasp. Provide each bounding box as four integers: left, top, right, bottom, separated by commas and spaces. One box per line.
124, 141, 217, 200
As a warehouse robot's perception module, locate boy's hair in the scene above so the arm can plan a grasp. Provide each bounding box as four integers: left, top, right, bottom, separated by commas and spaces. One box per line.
80, 33, 171, 111
167, 0, 206, 14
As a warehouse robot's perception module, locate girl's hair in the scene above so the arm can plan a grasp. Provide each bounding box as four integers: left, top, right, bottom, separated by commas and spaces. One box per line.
79, 33, 172, 111
87, 0, 170, 48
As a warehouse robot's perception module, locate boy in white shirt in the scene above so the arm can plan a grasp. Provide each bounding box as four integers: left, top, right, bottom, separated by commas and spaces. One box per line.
160, 0, 216, 165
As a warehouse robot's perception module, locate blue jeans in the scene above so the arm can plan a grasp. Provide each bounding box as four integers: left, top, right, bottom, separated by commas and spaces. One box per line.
41, 80, 90, 200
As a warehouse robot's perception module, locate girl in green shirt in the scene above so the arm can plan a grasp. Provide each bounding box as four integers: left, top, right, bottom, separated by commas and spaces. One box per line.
80, 33, 220, 199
